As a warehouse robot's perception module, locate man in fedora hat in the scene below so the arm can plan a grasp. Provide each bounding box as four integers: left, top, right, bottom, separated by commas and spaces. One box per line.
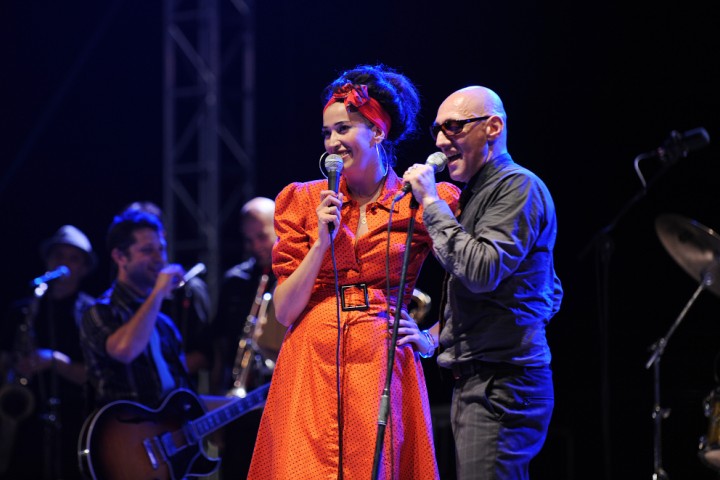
0, 224, 97, 479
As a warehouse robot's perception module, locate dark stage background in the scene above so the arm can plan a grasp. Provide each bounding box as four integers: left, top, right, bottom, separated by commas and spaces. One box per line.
2, 1, 720, 478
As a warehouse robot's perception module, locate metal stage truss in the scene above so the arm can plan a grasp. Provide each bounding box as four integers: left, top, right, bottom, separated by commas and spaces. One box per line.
162, 0, 256, 300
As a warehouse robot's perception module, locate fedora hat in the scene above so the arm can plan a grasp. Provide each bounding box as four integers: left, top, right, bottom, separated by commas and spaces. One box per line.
40, 225, 97, 270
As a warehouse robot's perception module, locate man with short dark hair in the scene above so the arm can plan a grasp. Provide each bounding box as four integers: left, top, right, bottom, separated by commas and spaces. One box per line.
80, 209, 192, 407
120, 200, 213, 385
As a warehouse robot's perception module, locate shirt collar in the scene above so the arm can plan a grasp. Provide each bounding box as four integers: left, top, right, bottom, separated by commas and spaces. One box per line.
466, 153, 514, 193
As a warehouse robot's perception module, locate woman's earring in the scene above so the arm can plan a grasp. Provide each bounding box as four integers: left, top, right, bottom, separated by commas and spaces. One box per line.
375, 143, 388, 177
319, 152, 330, 178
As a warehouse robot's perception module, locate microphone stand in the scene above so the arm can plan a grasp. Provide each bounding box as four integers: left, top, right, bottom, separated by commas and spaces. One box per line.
44, 296, 62, 480
371, 195, 419, 480
579, 179, 651, 480
578, 158, 674, 480
581, 128, 710, 479
28, 282, 60, 480
645, 272, 713, 480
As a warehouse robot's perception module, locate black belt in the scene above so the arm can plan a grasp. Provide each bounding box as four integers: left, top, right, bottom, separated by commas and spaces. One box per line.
340, 283, 369, 311
450, 359, 537, 380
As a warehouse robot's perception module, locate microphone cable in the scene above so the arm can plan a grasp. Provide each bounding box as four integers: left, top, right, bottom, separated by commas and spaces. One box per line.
372, 191, 420, 479
385, 197, 398, 332
328, 225, 344, 479
382, 195, 403, 476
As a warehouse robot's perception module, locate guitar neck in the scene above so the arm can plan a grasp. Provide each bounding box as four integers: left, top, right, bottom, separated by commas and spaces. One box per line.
189, 383, 270, 439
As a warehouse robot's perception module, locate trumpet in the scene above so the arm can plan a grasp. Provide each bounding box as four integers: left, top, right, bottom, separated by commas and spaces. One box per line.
227, 274, 273, 398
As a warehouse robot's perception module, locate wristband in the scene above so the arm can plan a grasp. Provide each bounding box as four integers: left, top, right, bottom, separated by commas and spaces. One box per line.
419, 330, 436, 358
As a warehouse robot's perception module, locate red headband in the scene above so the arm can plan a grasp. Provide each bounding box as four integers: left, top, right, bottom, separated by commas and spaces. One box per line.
323, 83, 392, 138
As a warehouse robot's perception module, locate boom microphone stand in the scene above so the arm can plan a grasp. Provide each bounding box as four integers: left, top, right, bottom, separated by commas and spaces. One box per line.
371, 195, 419, 480
579, 128, 709, 480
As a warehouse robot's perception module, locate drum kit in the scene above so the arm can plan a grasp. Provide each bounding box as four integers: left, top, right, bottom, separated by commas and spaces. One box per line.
650, 213, 720, 477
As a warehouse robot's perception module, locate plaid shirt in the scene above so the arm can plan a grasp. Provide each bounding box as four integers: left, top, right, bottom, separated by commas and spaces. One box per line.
80, 281, 192, 407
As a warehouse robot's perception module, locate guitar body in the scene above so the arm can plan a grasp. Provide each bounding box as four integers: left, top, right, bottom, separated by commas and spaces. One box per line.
78, 389, 219, 480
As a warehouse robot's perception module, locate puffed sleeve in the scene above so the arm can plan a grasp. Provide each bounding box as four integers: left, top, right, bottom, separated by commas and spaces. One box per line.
436, 181, 461, 214
272, 182, 315, 284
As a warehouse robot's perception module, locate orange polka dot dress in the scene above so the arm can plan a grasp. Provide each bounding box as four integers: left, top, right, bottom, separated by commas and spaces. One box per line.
247, 168, 460, 480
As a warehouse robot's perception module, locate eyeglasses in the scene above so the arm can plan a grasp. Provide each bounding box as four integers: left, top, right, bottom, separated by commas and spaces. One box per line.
429, 116, 491, 140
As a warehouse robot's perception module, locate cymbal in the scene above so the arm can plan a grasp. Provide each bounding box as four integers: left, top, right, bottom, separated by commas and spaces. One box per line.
655, 213, 720, 297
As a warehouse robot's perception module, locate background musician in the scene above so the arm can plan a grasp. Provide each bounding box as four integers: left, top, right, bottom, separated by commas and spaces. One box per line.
211, 196, 285, 479
0, 225, 97, 479
121, 201, 213, 387
79, 209, 195, 407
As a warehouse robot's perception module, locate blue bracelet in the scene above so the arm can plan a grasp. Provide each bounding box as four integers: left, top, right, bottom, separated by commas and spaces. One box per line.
419, 330, 436, 358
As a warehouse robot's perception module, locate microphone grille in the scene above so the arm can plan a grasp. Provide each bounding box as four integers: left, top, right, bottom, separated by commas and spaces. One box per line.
682, 127, 710, 151
324, 154, 344, 173
189, 262, 207, 277
426, 152, 448, 172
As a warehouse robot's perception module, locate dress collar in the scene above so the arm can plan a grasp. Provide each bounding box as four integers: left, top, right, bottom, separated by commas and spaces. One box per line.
339, 168, 403, 212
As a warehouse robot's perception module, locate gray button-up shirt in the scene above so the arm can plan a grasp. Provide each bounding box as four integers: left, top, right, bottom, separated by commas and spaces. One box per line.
423, 153, 563, 368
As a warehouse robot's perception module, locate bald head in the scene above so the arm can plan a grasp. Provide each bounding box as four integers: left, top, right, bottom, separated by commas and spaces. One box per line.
241, 197, 275, 224
241, 197, 276, 267
434, 86, 509, 182
444, 86, 506, 124
442, 85, 508, 150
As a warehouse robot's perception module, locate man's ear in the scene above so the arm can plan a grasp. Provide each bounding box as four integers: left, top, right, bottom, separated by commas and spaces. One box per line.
485, 115, 504, 142
111, 248, 125, 265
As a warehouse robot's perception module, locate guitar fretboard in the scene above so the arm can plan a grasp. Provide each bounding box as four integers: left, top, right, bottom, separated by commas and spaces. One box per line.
191, 383, 270, 438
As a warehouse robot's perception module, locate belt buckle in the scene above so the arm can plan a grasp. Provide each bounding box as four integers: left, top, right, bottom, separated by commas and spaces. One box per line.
340, 283, 369, 311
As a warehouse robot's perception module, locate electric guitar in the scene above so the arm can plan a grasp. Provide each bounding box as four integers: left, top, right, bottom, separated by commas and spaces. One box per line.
78, 383, 270, 480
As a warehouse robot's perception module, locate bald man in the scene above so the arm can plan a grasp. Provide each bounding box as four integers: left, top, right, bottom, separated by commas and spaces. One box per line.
402, 86, 563, 480
211, 196, 285, 479
240, 197, 276, 271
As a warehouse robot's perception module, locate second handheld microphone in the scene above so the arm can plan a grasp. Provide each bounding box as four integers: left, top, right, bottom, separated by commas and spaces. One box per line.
395, 152, 448, 201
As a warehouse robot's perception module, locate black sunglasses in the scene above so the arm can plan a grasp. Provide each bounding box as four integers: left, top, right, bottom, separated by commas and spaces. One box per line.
429, 116, 491, 140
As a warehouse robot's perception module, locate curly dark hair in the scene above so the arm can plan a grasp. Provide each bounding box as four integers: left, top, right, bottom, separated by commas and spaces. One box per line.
322, 64, 421, 164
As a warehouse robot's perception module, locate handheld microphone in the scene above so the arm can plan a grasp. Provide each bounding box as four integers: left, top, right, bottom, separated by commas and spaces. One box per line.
324, 154, 344, 233
31, 265, 70, 287
177, 262, 207, 289
649, 127, 710, 164
395, 152, 448, 201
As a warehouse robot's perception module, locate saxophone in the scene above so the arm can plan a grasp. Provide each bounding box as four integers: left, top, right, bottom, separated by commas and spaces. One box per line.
0, 290, 40, 474
0, 293, 40, 421
227, 274, 273, 398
